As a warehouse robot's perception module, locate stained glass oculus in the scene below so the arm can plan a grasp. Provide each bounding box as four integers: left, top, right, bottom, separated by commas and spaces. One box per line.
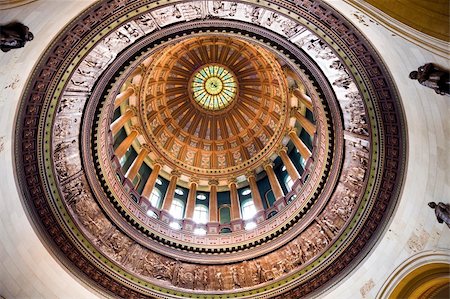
192, 65, 237, 110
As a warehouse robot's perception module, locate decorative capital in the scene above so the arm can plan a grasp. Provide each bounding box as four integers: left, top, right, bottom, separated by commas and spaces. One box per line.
245, 171, 256, 179
170, 170, 181, 177
286, 127, 297, 136
129, 125, 143, 135
141, 144, 152, 153
262, 160, 274, 169
290, 107, 299, 117
208, 179, 219, 186
128, 105, 138, 115
128, 83, 138, 93
277, 145, 288, 154
227, 177, 237, 186
153, 158, 163, 166
189, 177, 199, 185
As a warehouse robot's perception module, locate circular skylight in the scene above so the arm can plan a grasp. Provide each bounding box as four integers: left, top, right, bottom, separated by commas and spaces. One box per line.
191, 65, 237, 111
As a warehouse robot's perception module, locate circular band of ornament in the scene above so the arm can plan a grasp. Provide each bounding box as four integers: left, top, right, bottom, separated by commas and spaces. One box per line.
88, 26, 337, 261
137, 35, 292, 179
14, 0, 406, 298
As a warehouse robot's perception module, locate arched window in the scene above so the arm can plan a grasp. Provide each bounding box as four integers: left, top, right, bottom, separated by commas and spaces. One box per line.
241, 200, 257, 220
193, 205, 208, 224
169, 198, 185, 219
219, 206, 231, 224
149, 188, 162, 208
300, 156, 306, 168
285, 175, 294, 191
132, 173, 141, 186
146, 210, 158, 219
119, 150, 129, 166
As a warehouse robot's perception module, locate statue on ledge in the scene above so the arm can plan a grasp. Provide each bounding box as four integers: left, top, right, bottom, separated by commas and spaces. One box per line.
409, 63, 449, 95
428, 202, 450, 229
0, 22, 34, 52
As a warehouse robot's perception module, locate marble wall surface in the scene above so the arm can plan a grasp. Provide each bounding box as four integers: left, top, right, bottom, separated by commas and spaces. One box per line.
0, 2, 99, 298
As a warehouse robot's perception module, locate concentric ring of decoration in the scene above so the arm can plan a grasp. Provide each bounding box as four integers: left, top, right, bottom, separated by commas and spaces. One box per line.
137, 36, 291, 180
96, 30, 335, 260
14, 0, 406, 298
191, 64, 237, 110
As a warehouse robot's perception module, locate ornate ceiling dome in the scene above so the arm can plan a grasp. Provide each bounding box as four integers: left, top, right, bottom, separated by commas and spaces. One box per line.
14, 1, 406, 298
124, 35, 290, 183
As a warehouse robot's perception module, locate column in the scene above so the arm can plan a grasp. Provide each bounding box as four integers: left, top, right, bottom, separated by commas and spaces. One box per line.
114, 86, 135, 109
110, 107, 136, 135
278, 147, 301, 181
208, 180, 219, 222
228, 179, 241, 221
184, 178, 198, 220
141, 161, 161, 199
246, 172, 264, 212
291, 108, 316, 136
293, 88, 313, 111
125, 145, 150, 181
161, 170, 180, 212
130, 65, 145, 78
114, 128, 138, 158
288, 129, 312, 160
264, 162, 285, 200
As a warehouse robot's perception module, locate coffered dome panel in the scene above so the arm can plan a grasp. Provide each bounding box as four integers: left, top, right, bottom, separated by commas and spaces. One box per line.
137, 36, 289, 180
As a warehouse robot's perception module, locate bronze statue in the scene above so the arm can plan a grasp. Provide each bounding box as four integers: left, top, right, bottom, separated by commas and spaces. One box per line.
409, 63, 449, 95
0, 22, 34, 52
428, 202, 450, 228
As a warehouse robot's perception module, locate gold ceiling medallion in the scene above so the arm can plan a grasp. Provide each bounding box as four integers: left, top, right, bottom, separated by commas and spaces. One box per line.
191, 65, 237, 111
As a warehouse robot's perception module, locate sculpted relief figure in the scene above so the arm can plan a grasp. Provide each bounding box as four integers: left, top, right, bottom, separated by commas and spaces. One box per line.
211, 1, 237, 17
0, 22, 33, 52
409, 63, 449, 95
331, 202, 350, 221
113, 235, 132, 262
194, 267, 205, 290
321, 216, 340, 235
231, 266, 241, 288
290, 239, 306, 266
153, 259, 176, 281
253, 261, 267, 284
62, 179, 85, 207
174, 264, 195, 289
54, 117, 78, 139
58, 96, 86, 114
202, 268, 209, 290
135, 13, 158, 33
215, 270, 224, 290
428, 202, 450, 228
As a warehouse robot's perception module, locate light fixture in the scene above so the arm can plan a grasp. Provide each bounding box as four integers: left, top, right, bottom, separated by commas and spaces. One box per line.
241, 189, 251, 196
197, 194, 207, 200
